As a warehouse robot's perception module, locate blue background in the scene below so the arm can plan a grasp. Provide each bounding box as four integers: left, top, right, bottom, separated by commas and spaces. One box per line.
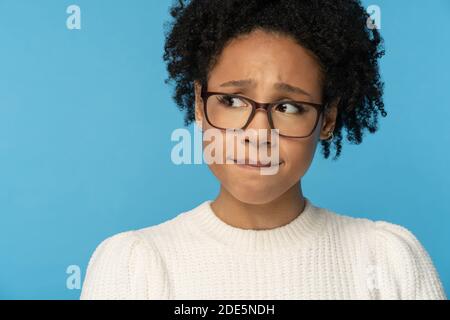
0, 0, 448, 299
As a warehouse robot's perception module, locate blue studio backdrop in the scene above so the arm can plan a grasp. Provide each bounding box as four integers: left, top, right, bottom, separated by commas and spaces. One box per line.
0, 0, 449, 299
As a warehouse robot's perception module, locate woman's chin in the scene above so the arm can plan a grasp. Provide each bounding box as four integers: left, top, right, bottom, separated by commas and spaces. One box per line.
227, 186, 282, 205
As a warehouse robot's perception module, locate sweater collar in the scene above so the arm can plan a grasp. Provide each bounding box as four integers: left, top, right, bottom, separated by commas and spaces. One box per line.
188, 197, 327, 253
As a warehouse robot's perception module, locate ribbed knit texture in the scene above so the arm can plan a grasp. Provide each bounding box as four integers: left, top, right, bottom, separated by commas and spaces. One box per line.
80, 197, 446, 300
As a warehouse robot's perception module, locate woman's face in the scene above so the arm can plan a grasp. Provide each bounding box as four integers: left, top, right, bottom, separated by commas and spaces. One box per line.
194, 29, 337, 205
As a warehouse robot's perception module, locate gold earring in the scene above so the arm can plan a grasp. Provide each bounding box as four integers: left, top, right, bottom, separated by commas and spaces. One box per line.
326, 131, 334, 141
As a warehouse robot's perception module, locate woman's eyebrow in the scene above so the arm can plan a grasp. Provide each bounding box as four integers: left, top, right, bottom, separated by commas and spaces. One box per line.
219, 79, 311, 97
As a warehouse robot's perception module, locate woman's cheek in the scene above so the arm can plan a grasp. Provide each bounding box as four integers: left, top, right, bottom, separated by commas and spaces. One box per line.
281, 139, 316, 182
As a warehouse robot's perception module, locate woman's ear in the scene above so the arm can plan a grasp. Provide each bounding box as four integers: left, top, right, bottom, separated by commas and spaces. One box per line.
320, 97, 340, 141
194, 80, 204, 130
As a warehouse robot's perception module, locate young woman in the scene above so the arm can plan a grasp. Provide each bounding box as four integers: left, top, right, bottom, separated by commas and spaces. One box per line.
80, 0, 446, 299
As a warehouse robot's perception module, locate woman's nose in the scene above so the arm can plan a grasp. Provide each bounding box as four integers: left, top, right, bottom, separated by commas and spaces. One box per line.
245, 108, 272, 131
242, 109, 276, 148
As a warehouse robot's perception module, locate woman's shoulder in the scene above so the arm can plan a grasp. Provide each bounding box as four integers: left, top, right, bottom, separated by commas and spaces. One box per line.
321, 206, 446, 299
322, 206, 436, 268
80, 229, 171, 300
320, 205, 428, 246
134, 202, 204, 245
80, 203, 205, 299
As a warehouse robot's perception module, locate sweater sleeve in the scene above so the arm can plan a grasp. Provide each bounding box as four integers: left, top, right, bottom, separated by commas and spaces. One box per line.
374, 221, 447, 300
80, 230, 169, 300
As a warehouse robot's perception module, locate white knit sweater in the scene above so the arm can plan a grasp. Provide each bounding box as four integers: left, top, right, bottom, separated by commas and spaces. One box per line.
80, 197, 446, 300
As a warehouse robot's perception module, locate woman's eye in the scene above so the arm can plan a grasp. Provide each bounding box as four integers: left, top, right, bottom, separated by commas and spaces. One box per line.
219, 95, 246, 108
275, 103, 304, 114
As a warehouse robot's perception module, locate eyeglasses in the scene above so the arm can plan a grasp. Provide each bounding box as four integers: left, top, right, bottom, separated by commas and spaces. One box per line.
200, 88, 327, 138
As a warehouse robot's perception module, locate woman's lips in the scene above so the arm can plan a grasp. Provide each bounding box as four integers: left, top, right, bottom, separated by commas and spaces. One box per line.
230, 158, 284, 168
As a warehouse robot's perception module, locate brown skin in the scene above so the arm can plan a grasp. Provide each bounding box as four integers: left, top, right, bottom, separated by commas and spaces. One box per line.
194, 29, 338, 230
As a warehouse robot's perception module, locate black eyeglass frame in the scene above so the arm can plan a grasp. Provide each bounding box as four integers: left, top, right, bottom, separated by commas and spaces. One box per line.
200, 88, 328, 138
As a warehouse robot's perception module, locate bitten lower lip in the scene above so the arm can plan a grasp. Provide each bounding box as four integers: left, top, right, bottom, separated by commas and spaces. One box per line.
231, 159, 284, 168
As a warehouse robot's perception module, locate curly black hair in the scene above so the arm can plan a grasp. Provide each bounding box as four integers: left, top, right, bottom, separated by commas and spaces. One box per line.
163, 0, 387, 160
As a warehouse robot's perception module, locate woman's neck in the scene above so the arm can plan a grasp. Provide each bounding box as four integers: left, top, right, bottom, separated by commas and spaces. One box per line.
210, 183, 305, 230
